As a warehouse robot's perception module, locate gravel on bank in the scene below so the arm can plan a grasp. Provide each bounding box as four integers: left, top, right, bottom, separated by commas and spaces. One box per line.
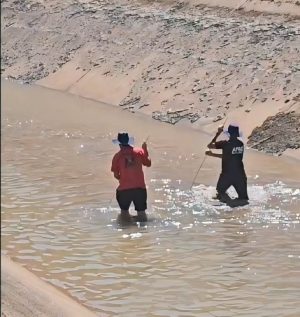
247, 111, 300, 155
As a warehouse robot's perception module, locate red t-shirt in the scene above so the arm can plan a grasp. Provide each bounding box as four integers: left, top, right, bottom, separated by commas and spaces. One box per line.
111, 146, 151, 190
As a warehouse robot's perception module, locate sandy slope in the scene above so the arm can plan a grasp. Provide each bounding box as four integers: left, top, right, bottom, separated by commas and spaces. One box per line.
1, 0, 300, 155
1, 255, 99, 317
174, 0, 300, 15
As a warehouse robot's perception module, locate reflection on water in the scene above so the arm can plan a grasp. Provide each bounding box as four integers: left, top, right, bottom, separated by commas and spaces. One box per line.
1, 84, 300, 317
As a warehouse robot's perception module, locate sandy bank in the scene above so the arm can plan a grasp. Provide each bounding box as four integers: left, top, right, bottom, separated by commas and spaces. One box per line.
1, 0, 300, 156
1, 255, 99, 317
180, 0, 300, 15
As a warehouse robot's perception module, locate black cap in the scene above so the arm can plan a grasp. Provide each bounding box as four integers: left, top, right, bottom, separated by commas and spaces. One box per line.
117, 132, 130, 145
227, 125, 240, 137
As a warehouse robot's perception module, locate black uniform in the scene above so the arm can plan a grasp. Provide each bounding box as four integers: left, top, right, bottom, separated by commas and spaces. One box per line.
215, 138, 249, 200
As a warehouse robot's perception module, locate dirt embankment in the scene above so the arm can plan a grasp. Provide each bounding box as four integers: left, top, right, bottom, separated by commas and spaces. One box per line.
1, 0, 300, 155
1, 255, 99, 317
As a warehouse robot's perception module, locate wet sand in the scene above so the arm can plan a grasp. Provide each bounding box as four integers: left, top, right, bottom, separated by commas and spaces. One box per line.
1, 255, 99, 317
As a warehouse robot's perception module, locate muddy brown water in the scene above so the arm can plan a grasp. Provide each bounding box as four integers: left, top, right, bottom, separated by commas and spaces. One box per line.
1, 80, 300, 317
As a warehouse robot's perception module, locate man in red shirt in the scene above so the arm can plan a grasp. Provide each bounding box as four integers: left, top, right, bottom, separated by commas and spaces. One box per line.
111, 132, 151, 223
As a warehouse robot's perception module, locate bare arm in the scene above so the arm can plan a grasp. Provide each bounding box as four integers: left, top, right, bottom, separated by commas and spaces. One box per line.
207, 125, 224, 149
113, 171, 120, 180
142, 142, 151, 167
143, 154, 151, 167
207, 131, 222, 149
205, 150, 222, 159
111, 154, 121, 180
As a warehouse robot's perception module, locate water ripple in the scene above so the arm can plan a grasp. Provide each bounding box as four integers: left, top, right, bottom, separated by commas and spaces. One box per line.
1, 117, 300, 317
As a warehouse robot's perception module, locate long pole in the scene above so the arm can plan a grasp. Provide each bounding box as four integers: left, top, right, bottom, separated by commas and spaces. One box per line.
190, 118, 228, 190
190, 155, 207, 190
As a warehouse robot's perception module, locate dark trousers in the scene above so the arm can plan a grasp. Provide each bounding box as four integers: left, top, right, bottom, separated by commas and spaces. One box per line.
116, 187, 147, 212
216, 173, 249, 200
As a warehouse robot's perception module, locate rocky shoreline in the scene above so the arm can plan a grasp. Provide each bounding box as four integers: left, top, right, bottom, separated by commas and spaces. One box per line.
1, 0, 300, 155
248, 110, 300, 155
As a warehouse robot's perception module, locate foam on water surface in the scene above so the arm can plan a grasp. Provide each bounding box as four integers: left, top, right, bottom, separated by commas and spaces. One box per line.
85, 178, 300, 237
147, 178, 300, 227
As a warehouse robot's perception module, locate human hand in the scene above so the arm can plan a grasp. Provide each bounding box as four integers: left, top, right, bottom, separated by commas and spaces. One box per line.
142, 141, 148, 153
205, 149, 212, 156
217, 125, 224, 134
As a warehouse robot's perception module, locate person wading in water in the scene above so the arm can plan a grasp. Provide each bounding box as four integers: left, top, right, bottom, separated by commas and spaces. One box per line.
111, 132, 151, 223
205, 124, 249, 203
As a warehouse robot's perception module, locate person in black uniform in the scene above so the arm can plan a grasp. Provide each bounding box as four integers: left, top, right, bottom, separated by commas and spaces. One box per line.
205, 124, 249, 202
